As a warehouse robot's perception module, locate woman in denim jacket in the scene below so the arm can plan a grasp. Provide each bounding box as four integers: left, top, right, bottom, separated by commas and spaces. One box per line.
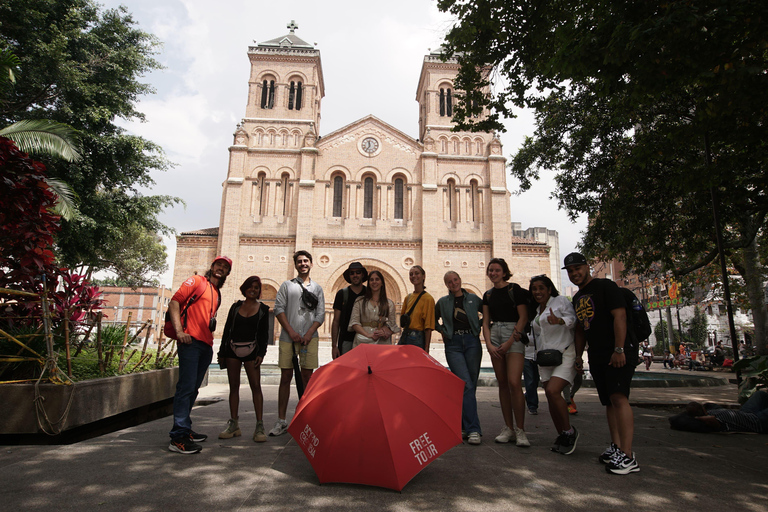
435, 271, 483, 445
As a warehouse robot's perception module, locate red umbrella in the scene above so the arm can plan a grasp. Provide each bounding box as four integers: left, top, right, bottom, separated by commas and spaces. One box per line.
288, 344, 464, 491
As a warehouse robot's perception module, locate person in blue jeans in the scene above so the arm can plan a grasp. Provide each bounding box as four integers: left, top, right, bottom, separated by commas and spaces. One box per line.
523, 343, 540, 414
167, 255, 232, 454
435, 271, 483, 445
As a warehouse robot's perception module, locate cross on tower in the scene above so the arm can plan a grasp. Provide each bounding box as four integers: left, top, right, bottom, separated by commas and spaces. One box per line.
287, 20, 298, 33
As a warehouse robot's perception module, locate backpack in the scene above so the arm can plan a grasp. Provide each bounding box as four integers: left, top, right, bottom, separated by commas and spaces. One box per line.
163, 277, 212, 340
620, 287, 652, 354
484, 283, 537, 333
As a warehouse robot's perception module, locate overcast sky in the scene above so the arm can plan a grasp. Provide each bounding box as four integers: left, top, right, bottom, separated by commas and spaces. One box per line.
98, 0, 587, 287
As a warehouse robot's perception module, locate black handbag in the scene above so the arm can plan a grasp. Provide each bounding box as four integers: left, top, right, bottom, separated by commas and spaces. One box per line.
532, 320, 562, 367
294, 278, 319, 311
400, 291, 425, 328
536, 349, 563, 367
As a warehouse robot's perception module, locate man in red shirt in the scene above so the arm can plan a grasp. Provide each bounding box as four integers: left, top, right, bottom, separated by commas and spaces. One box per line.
168, 256, 231, 454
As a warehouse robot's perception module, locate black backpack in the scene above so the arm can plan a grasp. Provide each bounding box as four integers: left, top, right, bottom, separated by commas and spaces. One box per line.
620, 287, 652, 355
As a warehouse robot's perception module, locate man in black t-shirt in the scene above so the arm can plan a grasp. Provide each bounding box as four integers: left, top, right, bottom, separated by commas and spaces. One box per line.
565, 252, 639, 475
331, 262, 368, 358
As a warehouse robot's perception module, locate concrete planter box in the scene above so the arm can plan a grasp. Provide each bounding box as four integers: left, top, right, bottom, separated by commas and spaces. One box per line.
0, 367, 181, 434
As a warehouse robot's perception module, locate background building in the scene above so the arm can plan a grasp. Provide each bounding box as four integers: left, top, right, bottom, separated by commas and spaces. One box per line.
98, 286, 173, 342
172, 26, 558, 343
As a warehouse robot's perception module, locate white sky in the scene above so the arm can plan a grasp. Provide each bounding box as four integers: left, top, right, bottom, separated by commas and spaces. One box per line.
98, 0, 586, 287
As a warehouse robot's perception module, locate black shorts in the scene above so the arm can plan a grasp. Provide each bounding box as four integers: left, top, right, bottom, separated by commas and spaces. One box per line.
588, 351, 635, 406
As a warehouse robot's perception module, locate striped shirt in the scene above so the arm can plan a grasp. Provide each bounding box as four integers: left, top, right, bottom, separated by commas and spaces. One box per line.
711, 409, 762, 433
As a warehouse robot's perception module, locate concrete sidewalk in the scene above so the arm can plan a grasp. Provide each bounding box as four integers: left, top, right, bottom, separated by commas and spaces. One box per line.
3, 376, 766, 512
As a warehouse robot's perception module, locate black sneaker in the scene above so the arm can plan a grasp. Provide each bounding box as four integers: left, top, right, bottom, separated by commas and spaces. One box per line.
550, 433, 566, 452
169, 437, 202, 454
605, 451, 639, 475
599, 442, 620, 464
555, 427, 579, 455
189, 430, 208, 442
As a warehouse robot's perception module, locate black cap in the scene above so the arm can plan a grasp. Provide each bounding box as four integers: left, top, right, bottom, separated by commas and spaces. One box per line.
343, 262, 369, 283
562, 252, 588, 269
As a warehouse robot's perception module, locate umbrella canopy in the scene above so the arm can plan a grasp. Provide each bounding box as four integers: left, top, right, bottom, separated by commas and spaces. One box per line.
288, 344, 464, 491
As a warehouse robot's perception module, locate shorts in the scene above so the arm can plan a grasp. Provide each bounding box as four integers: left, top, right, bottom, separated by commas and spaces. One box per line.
278, 336, 319, 370
538, 344, 577, 385
588, 350, 636, 406
490, 322, 525, 355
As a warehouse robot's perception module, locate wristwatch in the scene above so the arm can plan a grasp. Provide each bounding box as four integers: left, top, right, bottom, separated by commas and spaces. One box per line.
614, 347, 624, 354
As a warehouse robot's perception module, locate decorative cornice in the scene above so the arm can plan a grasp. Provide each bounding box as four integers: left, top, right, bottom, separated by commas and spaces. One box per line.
314, 238, 421, 249
438, 241, 492, 251
240, 236, 296, 245
177, 236, 218, 247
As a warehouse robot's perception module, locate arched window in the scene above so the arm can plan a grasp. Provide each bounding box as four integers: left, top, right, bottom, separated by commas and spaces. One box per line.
332, 175, 344, 217
470, 179, 479, 222
281, 173, 290, 215
394, 178, 404, 220
446, 88, 453, 117
288, 81, 303, 110
439, 89, 446, 117
447, 178, 457, 222
252, 172, 267, 216
363, 177, 374, 219
261, 79, 275, 109
441, 138, 447, 153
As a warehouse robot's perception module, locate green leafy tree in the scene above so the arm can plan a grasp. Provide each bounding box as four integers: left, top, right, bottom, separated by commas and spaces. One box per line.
439, 0, 768, 354
687, 306, 709, 347
0, 0, 180, 285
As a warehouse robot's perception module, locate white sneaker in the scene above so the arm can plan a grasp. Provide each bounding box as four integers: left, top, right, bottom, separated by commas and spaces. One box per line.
514, 426, 530, 447
268, 419, 288, 436
494, 426, 515, 443
467, 432, 482, 445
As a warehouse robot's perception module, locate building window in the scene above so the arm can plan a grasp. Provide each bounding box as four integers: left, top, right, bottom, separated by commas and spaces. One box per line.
281, 173, 289, 215
261, 80, 275, 109
288, 81, 303, 110
254, 172, 267, 215
333, 176, 344, 217
470, 179, 479, 222
440, 88, 453, 117
363, 177, 374, 219
394, 178, 404, 220
447, 178, 456, 222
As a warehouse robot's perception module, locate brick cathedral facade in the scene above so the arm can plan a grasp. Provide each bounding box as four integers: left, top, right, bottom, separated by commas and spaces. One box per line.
172, 24, 556, 342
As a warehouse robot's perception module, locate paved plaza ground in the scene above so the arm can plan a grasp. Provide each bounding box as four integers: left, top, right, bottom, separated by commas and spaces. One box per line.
2, 371, 767, 512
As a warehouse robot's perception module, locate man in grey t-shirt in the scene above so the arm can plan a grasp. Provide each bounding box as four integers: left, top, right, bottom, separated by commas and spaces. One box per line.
269, 250, 325, 436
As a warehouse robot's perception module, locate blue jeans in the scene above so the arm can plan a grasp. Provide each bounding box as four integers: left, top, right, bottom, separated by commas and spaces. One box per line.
742, 390, 768, 433
444, 332, 482, 435
523, 358, 540, 411
169, 338, 213, 439
400, 329, 425, 349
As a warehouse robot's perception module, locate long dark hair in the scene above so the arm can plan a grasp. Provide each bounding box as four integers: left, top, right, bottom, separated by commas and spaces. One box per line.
363, 270, 389, 319
528, 274, 560, 297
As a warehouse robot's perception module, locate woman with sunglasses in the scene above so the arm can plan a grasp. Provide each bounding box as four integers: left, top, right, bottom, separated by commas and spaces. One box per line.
482, 258, 531, 447
529, 274, 579, 455
348, 270, 399, 346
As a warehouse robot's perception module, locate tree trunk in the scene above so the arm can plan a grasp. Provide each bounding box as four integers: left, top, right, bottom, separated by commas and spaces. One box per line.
665, 308, 675, 348
740, 237, 767, 355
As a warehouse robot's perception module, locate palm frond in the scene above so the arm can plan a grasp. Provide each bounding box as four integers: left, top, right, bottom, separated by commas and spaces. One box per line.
0, 119, 82, 161
46, 178, 78, 221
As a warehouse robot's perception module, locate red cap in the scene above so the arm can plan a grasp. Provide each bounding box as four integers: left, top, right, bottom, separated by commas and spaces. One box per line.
212, 255, 233, 268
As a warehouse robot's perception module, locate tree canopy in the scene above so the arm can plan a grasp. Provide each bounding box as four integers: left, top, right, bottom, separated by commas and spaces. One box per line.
0, 0, 180, 285
439, 0, 768, 352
